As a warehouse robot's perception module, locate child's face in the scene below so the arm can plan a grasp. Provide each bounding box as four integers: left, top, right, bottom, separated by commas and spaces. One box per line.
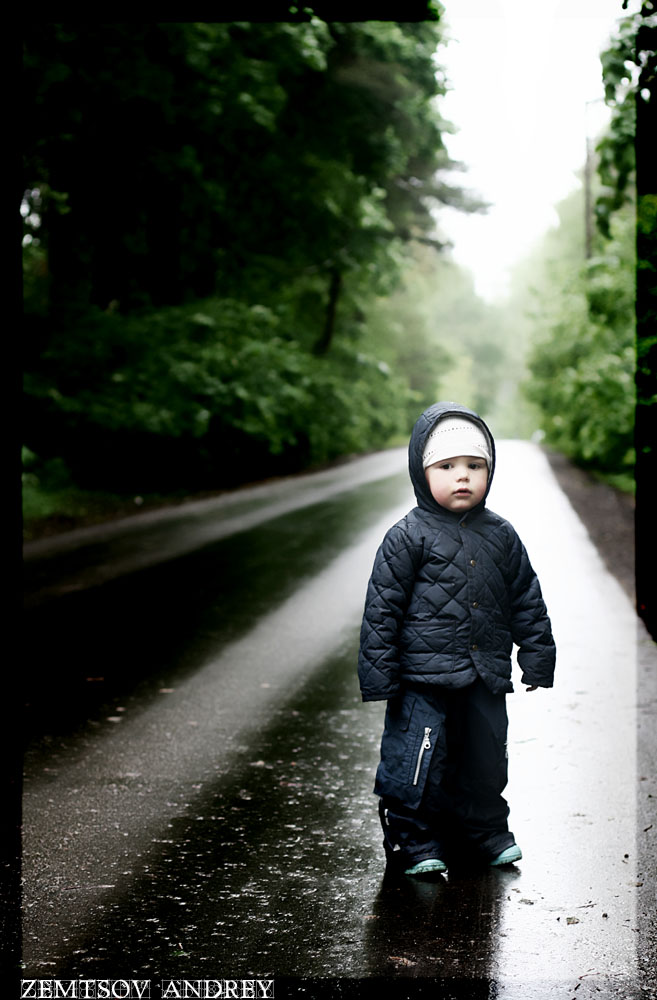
425, 455, 488, 512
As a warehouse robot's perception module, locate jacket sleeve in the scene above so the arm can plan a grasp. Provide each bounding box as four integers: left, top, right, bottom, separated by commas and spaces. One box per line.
357, 523, 421, 702
505, 527, 556, 688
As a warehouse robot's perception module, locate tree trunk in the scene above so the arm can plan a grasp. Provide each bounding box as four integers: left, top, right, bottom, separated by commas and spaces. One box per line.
313, 267, 342, 356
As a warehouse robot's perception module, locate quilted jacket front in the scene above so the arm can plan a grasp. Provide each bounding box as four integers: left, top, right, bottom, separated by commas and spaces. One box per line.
358, 401, 556, 700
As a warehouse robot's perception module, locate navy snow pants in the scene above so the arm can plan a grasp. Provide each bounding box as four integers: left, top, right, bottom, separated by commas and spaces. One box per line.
374, 677, 516, 866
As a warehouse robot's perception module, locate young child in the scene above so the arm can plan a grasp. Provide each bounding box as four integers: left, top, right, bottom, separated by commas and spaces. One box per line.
358, 401, 556, 875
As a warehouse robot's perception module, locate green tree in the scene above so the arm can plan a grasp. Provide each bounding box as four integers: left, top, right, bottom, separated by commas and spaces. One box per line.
596, 3, 656, 634
520, 7, 657, 492
362, 246, 511, 428
23, 16, 480, 492
523, 180, 636, 484
22, 19, 470, 333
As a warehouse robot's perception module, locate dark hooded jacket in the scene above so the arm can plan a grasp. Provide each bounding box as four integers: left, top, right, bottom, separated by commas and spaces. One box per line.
358, 401, 556, 700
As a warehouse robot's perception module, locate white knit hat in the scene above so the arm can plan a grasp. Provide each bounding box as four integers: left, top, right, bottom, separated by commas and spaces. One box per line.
422, 416, 492, 469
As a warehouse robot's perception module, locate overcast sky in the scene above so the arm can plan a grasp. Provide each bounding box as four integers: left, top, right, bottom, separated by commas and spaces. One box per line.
436, 0, 639, 302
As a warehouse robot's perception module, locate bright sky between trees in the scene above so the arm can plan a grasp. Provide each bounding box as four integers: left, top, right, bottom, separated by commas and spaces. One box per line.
437, 0, 641, 302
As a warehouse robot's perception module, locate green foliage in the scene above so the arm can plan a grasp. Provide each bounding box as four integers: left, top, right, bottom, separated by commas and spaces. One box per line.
524, 203, 636, 475
421, 262, 507, 420
358, 247, 453, 424
360, 246, 518, 431
22, 445, 183, 537
22, 447, 90, 525
22, 18, 487, 499
595, 14, 638, 236
24, 299, 412, 491
595, 7, 656, 238
520, 8, 654, 483
22, 20, 463, 325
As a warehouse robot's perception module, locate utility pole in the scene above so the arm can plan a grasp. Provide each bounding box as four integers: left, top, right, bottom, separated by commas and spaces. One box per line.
584, 134, 594, 259
583, 98, 605, 260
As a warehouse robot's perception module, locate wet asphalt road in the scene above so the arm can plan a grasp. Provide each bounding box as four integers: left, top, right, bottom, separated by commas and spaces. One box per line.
20, 444, 657, 998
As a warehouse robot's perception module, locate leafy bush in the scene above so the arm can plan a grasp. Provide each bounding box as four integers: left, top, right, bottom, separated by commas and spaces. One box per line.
525, 210, 635, 477
23, 298, 412, 490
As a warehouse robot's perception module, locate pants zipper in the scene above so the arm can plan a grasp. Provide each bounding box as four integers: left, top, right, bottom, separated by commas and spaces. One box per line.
413, 727, 432, 785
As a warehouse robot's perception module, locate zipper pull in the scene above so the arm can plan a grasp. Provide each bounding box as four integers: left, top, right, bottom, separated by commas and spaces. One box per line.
413, 726, 432, 786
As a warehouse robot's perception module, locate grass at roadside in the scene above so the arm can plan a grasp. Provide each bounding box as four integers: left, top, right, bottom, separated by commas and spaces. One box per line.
21, 447, 215, 542
22, 482, 209, 543
593, 470, 635, 495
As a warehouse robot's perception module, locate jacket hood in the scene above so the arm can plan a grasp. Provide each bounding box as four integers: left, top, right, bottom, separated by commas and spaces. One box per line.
408, 401, 496, 516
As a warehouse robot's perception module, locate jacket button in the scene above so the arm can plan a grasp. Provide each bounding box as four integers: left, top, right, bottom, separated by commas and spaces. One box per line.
470, 559, 476, 567
471, 643, 478, 651
472, 602, 479, 608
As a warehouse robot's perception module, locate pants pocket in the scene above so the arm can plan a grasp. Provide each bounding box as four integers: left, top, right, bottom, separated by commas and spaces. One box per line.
374, 691, 444, 809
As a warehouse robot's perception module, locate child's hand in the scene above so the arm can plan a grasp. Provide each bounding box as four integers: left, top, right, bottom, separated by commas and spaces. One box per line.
525, 685, 539, 692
